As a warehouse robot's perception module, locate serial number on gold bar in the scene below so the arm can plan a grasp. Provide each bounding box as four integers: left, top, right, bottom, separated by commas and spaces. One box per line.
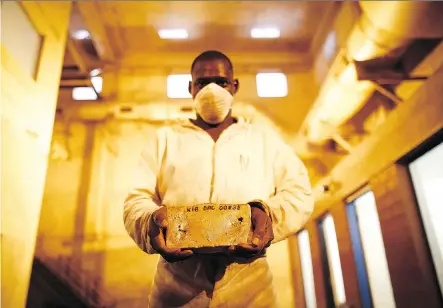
185, 204, 242, 212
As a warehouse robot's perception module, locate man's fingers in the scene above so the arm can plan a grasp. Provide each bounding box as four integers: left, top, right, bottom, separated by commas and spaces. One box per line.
228, 243, 262, 258
150, 226, 176, 255
148, 217, 170, 253
152, 208, 168, 228
151, 232, 194, 262
165, 249, 193, 257
250, 207, 270, 248
252, 222, 266, 249
149, 227, 168, 255
237, 243, 261, 252
264, 237, 273, 248
149, 220, 194, 262
149, 209, 169, 251
157, 217, 168, 229
162, 249, 193, 263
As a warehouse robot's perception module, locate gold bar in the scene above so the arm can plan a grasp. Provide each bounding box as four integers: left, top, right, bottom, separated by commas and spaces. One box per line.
166, 203, 252, 249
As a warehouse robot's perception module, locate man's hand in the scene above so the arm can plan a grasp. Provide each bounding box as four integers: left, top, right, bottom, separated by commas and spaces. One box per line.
228, 203, 274, 259
148, 207, 193, 263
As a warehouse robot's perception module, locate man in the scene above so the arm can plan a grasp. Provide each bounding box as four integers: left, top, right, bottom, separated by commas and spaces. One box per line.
123, 50, 314, 307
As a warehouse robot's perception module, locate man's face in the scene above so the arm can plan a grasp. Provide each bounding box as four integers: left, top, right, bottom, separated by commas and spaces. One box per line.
189, 59, 239, 99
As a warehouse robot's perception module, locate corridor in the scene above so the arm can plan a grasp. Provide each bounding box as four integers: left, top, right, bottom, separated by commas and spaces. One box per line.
1, 1, 443, 307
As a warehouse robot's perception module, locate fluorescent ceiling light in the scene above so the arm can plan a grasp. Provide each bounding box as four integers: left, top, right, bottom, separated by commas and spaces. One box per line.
72, 87, 98, 101
167, 74, 192, 98
90, 68, 102, 77
91, 76, 103, 93
158, 29, 188, 40
251, 27, 280, 39
256, 73, 288, 98
72, 30, 90, 40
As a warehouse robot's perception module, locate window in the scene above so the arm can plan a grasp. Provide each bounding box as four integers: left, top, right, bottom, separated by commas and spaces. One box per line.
347, 190, 396, 308
297, 230, 317, 308
2, 1, 42, 78
256, 73, 288, 98
167, 74, 192, 98
409, 141, 443, 296
72, 87, 98, 101
318, 213, 346, 307
91, 76, 103, 94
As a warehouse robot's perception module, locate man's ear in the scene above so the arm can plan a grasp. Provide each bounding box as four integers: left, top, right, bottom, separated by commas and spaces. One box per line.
188, 81, 192, 95
233, 79, 239, 94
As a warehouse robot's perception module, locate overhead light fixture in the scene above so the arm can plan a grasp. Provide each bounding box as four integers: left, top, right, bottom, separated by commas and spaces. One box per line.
167, 74, 192, 98
91, 76, 103, 94
251, 27, 280, 39
256, 73, 288, 97
158, 29, 188, 40
90, 68, 102, 77
72, 30, 90, 40
72, 87, 98, 101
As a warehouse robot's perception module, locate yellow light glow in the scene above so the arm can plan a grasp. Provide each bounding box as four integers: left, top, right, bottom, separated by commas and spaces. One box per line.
72, 87, 98, 100
305, 76, 375, 143
91, 76, 103, 93
90, 68, 102, 77
347, 27, 383, 61
353, 42, 380, 61
72, 29, 90, 40
323, 31, 337, 60
158, 29, 188, 40
251, 27, 280, 39
339, 64, 357, 84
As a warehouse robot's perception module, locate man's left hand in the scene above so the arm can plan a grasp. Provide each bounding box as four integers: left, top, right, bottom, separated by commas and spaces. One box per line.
228, 203, 274, 259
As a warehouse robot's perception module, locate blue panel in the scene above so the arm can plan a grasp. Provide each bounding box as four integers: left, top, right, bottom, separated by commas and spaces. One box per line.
347, 202, 373, 308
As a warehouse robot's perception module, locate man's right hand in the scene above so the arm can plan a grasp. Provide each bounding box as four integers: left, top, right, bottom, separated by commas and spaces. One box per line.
148, 207, 193, 263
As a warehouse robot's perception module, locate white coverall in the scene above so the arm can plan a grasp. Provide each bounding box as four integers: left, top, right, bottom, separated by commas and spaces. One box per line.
124, 117, 314, 308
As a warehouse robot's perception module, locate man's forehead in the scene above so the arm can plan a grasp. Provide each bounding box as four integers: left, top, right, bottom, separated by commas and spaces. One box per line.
192, 60, 231, 78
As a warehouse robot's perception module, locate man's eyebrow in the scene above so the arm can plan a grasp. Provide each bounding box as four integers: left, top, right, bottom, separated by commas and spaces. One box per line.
195, 77, 230, 81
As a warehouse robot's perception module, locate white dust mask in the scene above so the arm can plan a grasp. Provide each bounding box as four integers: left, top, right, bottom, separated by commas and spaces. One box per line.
194, 83, 234, 124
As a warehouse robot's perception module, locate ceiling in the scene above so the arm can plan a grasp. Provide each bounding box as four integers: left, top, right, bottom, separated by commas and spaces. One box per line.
58, 1, 443, 186
97, 1, 334, 55
60, 1, 341, 140
58, 1, 351, 186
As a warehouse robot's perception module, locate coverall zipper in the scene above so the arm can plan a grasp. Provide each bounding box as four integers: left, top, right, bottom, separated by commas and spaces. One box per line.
209, 142, 216, 203
208, 127, 235, 203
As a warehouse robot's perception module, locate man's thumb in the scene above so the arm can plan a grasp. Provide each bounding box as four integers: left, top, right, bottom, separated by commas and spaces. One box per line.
252, 237, 260, 247
153, 209, 168, 228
